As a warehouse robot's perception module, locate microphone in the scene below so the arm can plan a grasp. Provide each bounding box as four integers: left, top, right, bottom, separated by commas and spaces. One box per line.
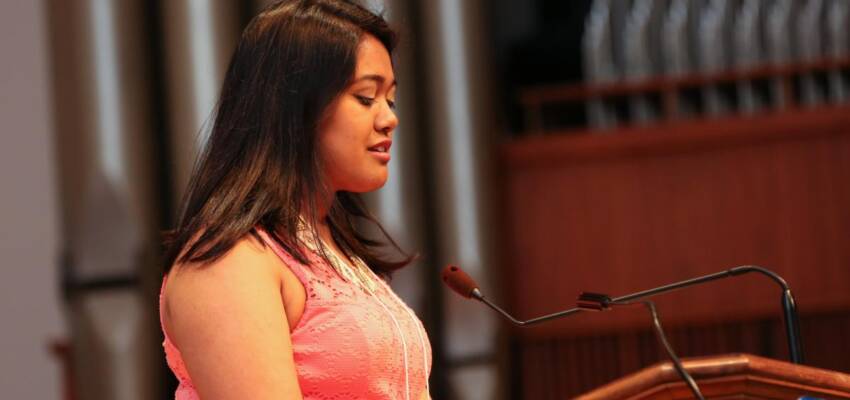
442, 264, 579, 326
440, 265, 480, 299
441, 264, 804, 364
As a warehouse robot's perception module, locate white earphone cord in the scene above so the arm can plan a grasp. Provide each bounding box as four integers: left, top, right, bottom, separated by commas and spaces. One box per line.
370, 290, 412, 400
321, 240, 429, 399
364, 269, 430, 399
383, 282, 431, 394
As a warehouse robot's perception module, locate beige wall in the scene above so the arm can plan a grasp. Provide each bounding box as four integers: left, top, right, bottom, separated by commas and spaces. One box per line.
0, 0, 66, 398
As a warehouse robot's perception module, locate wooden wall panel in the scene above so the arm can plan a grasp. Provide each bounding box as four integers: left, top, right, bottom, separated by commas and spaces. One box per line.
499, 106, 850, 398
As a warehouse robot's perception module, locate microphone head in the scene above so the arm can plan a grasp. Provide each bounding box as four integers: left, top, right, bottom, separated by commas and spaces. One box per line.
441, 265, 480, 299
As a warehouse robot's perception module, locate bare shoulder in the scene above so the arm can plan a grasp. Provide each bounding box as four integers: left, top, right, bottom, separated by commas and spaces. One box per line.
163, 236, 282, 321
162, 234, 302, 399
164, 235, 281, 301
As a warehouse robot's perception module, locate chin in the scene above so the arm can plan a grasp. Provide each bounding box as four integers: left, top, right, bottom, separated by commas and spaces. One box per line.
365, 176, 389, 192
346, 173, 389, 193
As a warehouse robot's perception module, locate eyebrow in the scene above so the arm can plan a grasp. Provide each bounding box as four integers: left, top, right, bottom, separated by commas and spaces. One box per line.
352, 74, 397, 88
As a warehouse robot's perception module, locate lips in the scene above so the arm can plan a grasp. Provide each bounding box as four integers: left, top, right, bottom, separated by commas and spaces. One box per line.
368, 140, 392, 163
368, 140, 392, 153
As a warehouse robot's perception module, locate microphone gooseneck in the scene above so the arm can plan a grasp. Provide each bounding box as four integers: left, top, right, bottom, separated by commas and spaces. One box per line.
729, 266, 804, 364
441, 264, 804, 364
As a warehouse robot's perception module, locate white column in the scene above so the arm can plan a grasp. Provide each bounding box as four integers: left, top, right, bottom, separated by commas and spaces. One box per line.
48, 0, 160, 398
162, 0, 240, 204
420, 0, 501, 398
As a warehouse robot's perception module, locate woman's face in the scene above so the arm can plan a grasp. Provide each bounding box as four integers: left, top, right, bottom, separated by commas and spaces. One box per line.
317, 34, 398, 194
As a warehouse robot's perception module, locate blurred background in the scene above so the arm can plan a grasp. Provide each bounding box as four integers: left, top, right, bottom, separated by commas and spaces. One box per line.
3, 0, 850, 398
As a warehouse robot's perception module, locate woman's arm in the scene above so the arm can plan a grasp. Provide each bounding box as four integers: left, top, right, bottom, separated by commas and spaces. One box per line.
163, 237, 303, 399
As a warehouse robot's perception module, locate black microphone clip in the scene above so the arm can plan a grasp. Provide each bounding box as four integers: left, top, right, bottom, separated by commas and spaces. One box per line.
577, 292, 613, 311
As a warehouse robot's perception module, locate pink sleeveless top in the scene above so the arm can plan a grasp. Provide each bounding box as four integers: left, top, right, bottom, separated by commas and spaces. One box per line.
159, 230, 432, 399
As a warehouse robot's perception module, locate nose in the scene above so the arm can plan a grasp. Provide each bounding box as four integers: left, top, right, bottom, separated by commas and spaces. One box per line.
376, 103, 398, 136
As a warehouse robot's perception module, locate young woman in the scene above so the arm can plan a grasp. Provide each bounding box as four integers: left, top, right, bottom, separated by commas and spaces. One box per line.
159, 1, 431, 399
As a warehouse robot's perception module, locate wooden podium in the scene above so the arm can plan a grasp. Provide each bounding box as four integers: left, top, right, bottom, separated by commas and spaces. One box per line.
577, 353, 850, 399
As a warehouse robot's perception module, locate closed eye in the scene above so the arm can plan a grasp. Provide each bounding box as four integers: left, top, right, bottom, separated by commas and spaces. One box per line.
355, 95, 375, 107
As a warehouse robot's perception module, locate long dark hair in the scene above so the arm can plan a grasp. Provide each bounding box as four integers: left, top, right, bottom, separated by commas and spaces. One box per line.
163, 0, 413, 276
